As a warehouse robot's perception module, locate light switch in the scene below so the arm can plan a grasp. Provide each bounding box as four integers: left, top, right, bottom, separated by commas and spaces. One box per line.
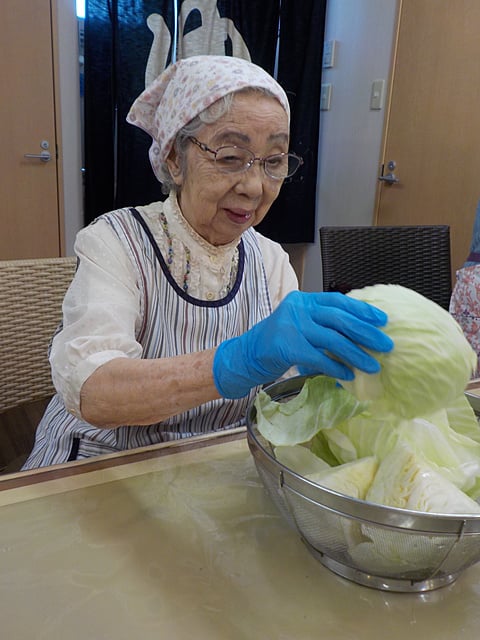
370, 79, 385, 110
320, 83, 332, 110
323, 40, 336, 68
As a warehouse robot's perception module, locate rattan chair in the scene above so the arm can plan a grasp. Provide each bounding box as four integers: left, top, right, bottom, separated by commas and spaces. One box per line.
319, 225, 452, 310
0, 257, 77, 414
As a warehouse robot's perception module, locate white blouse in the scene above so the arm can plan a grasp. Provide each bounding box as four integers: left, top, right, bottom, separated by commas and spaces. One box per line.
51, 194, 298, 415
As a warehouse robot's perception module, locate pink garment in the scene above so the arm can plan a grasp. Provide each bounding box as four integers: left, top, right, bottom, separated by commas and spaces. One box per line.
450, 265, 480, 373
126, 55, 290, 182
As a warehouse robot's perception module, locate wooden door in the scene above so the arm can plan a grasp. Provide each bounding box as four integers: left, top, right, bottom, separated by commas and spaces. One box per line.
375, 0, 480, 277
0, 0, 62, 259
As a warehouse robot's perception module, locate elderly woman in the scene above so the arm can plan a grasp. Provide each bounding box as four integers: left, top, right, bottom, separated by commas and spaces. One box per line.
23, 56, 392, 469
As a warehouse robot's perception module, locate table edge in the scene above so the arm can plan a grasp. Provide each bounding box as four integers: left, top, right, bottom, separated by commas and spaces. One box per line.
0, 427, 247, 491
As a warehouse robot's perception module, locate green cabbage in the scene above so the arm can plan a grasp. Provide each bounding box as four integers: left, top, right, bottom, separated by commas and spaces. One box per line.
255, 376, 480, 514
349, 532, 451, 574
313, 406, 480, 498
342, 284, 477, 418
366, 442, 480, 513
306, 456, 378, 500
349, 441, 480, 573
253, 284, 480, 516
306, 457, 378, 550
274, 444, 330, 476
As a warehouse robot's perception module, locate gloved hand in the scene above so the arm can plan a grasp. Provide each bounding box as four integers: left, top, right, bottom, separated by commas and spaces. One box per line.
213, 290, 394, 399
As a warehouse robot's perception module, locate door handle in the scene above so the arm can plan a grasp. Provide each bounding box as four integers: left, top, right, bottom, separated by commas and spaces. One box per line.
24, 150, 52, 162
378, 172, 399, 185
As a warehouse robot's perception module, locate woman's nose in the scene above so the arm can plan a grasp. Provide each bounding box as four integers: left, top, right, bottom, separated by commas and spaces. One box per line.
234, 163, 265, 196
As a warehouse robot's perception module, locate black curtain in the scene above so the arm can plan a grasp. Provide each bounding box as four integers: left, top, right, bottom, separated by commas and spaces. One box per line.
264, 0, 325, 243
84, 0, 326, 243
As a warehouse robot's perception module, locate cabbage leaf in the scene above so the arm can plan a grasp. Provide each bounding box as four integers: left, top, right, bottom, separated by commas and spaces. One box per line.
254, 375, 367, 446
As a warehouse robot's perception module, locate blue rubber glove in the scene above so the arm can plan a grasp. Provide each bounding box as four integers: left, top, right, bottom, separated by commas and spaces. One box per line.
213, 290, 394, 399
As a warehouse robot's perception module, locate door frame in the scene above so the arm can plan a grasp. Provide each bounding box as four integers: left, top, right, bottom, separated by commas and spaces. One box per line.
373, 0, 402, 225
53, 0, 84, 255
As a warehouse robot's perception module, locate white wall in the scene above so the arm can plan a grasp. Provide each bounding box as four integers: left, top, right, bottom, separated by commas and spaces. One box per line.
302, 0, 398, 291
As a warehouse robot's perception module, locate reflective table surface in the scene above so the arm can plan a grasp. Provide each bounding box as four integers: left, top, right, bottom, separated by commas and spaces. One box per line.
1, 429, 479, 640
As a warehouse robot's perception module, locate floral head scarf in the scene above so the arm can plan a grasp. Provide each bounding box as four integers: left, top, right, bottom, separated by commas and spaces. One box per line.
126, 55, 290, 182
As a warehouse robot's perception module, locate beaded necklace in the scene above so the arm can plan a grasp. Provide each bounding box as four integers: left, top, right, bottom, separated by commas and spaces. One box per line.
160, 211, 191, 292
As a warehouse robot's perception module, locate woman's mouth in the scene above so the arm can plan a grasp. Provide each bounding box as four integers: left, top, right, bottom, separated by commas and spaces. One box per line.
224, 208, 254, 224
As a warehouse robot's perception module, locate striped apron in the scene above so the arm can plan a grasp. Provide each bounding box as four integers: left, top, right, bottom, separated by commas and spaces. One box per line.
23, 207, 273, 468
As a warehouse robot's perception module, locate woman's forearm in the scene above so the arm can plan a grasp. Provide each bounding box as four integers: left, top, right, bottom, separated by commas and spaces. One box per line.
79, 350, 221, 428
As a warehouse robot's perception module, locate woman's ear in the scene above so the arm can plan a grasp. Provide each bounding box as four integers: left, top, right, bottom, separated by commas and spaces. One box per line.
165, 150, 183, 186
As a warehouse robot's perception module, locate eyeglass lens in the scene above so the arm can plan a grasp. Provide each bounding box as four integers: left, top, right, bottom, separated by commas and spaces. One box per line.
215, 147, 302, 179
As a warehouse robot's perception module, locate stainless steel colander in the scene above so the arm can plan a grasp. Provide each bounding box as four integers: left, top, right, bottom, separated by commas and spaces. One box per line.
246, 375, 480, 593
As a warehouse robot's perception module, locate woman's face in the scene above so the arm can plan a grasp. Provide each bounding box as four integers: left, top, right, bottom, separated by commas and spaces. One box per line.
167, 92, 289, 246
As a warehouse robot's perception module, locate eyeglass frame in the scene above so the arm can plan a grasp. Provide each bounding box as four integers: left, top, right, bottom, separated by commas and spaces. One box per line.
188, 136, 304, 180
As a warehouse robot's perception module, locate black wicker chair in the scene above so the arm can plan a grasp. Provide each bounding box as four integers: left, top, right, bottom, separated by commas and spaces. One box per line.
319, 225, 452, 310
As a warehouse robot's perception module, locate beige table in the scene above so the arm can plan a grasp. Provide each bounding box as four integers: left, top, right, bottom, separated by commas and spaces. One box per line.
1, 428, 479, 640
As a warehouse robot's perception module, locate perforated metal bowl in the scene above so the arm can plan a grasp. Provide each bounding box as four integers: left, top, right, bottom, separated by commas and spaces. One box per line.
246, 375, 480, 592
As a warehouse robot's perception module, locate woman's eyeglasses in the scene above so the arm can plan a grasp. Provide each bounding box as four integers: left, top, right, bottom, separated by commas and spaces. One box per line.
188, 136, 303, 180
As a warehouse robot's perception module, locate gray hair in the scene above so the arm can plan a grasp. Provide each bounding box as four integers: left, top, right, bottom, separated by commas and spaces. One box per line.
158, 87, 278, 194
